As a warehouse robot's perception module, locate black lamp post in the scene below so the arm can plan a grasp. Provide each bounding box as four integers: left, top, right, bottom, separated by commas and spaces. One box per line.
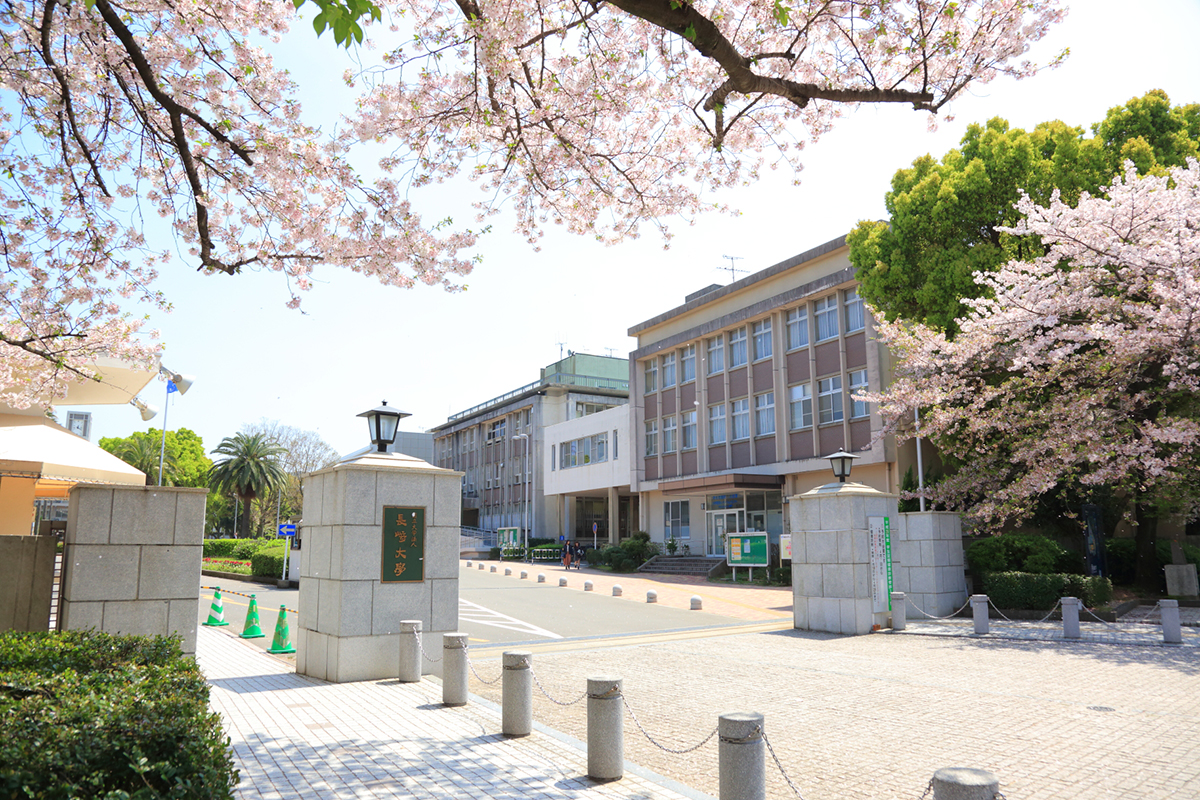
826, 449, 859, 483
358, 401, 410, 453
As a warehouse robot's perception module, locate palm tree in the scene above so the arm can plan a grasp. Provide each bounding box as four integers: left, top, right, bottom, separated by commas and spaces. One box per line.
208, 432, 287, 537
113, 436, 174, 486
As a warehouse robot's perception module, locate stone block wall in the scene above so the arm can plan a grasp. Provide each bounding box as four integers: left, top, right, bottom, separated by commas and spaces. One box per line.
61, 486, 207, 656
297, 457, 462, 683
891, 512, 967, 618
0, 535, 56, 631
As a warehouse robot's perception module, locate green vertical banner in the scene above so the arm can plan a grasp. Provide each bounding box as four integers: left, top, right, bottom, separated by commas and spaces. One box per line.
382, 506, 425, 583
884, 517, 894, 611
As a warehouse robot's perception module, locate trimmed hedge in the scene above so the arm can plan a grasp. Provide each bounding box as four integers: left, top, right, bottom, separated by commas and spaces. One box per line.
0, 629, 238, 799
250, 543, 287, 578
1104, 538, 1200, 586
983, 571, 1113, 610
202, 537, 281, 561
966, 534, 1082, 575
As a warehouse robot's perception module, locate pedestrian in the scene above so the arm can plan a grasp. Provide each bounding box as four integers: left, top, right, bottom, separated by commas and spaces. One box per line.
561, 542, 570, 569
572, 543, 583, 570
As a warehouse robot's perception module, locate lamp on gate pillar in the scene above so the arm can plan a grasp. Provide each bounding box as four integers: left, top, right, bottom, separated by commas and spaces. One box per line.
826, 449, 859, 483
358, 401, 410, 453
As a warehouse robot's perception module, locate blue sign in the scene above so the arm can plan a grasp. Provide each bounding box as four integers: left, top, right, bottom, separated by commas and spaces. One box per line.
278, 523, 297, 537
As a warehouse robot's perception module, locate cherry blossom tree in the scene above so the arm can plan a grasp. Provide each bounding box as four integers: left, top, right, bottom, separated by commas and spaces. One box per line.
0, 0, 1065, 407
870, 161, 1200, 587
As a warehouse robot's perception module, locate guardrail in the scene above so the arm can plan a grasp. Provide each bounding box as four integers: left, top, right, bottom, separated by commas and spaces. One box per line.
446, 373, 629, 423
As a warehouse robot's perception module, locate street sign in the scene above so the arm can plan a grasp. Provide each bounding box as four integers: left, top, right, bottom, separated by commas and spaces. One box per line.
278, 523, 297, 537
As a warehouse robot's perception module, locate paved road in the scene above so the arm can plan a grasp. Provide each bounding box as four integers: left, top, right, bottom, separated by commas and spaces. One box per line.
199, 581, 298, 655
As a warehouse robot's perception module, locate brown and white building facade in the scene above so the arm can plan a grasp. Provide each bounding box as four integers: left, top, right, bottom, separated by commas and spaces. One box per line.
629, 235, 921, 556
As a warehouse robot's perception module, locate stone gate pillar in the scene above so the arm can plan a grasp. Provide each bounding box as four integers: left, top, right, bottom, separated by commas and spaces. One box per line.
790, 482, 898, 635
297, 450, 462, 683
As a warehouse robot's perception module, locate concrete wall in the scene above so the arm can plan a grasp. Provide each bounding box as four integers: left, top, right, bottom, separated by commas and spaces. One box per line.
61, 486, 207, 656
297, 456, 462, 683
0, 534, 56, 631
891, 512, 967, 618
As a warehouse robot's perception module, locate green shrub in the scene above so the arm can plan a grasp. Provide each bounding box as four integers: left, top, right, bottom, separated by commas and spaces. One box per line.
488, 546, 501, 560
983, 571, 1114, 610
500, 547, 526, 560
202, 538, 238, 559
0, 629, 238, 799
966, 534, 1078, 575
233, 538, 280, 561
250, 543, 287, 577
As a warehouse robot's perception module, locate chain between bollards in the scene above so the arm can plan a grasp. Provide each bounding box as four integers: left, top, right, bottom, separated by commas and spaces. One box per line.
762, 729, 806, 800
464, 653, 503, 685
530, 666, 588, 706
412, 627, 442, 662
622, 695, 718, 754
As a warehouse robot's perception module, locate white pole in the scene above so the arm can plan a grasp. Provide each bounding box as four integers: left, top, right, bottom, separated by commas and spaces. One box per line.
914, 408, 926, 512
157, 379, 170, 486
276, 492, 286, 581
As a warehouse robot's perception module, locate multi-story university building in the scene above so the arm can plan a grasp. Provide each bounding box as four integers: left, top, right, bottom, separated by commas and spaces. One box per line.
628, 235, 924, 556
430, 353, 628, 540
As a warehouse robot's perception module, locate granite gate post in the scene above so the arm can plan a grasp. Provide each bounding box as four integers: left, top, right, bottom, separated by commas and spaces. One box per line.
296, 451, 462, 682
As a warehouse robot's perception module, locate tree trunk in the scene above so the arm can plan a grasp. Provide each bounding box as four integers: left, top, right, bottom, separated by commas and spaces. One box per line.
240, 498, 253, 539
1133, 502, 1160, 591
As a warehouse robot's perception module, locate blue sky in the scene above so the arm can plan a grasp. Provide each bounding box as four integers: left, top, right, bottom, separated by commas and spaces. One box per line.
58, 0, 1200, 458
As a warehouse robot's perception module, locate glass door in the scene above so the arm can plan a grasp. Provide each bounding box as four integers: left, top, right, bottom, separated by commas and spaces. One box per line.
707, 510, 745, 556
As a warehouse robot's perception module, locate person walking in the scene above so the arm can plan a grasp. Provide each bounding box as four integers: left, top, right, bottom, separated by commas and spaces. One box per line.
561, 541, 571, 569
572, 542, 583, 570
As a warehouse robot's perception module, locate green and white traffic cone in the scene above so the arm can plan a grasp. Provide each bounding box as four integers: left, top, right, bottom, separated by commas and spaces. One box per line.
266, 605, 295, 654
239, 594, 265, 639
203, 587, 230, 627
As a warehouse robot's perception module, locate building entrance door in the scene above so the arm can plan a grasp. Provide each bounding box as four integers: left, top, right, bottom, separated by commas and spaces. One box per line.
707, 510, 744, 557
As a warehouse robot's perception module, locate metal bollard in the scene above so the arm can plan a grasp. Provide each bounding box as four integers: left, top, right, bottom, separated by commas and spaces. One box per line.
646, 589, 658, 603
520, 570, 528, 579
718, 712, 765, 800
1162, 599, 1183, 644
587, 676, 624, 780
970, 594, 989, 635
891, 592, 907, 631
399, 620, 422, 682
537, 573, 546, 583
691, 595, 702, 610
505, 567, 512, 576
559, 577, 568, 587
584, 580, 594, 592
1061, 597, 1080, 639
612, 584, 623, 597
931, 767, 1000, 800
442, 633, 469, 706
490, 565, 497, 573
502, 650, 533, 737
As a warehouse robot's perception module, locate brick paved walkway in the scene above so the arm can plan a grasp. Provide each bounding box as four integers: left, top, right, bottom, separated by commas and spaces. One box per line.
196, 626, 709, 800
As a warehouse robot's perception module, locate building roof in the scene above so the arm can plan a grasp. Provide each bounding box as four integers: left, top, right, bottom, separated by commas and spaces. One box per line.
0, 413, 146, 493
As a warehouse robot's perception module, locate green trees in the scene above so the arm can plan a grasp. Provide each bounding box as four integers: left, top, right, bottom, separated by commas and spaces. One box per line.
99, 427, 211, 487
208, 433, 288, 538
849, 90, 1200, 334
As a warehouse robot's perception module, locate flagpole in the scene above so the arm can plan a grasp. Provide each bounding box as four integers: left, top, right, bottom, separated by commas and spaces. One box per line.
157, 378, 171, 487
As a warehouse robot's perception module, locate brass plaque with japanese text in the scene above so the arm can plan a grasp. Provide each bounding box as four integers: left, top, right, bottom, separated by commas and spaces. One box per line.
381, 506, 425, 583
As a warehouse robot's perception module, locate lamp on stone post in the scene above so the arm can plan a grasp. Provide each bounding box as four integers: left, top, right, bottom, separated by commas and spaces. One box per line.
826, 449, 859, 483
357, 401, 410, 453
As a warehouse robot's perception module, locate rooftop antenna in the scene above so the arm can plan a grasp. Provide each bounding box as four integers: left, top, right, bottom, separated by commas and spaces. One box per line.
604, 347, 616, 357
556, 338, 568, 359
720, 255, 748, 283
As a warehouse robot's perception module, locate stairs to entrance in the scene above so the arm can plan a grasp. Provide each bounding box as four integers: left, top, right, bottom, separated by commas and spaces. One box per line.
638, 555, 722, 578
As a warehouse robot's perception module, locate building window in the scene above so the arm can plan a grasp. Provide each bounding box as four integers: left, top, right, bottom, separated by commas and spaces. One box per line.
755, 392, 775, 436
576, 401, 612, 418
662, 353, 676, 388
789, 384, 813, 429
815, 296, 839, 342
845, 288, 865, 333
682, 410, 697, 450
662, 416, 677, 453
644, 359, 658, 393
729, 327, 748, 368
645, 420, 658, 457
731, 398, 750, 441
681, 344, 696, 383
560, 433, 609, 469
707, 334, 725, 374
613, 429, 619, 459
786, 307, 809, 350
664, 500, 690, 539
752, 319, 773, 361
551, 445, 555, 471
488, 419, 506, 442
818, 376, 844, 424
849, 369, 869, 418
708, 404, 726, 444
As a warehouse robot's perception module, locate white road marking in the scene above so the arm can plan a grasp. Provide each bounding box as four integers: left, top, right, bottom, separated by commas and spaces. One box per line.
458, 598, 562, 639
